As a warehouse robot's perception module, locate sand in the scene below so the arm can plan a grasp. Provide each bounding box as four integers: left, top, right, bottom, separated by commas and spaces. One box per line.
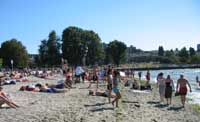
0, 75, 200, 122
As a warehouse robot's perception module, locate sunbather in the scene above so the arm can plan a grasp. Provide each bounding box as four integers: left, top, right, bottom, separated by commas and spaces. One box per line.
0, 86, 19, 109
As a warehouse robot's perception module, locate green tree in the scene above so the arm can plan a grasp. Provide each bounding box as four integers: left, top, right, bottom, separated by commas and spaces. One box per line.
178, 47, 189, 63
47, 31, 61, 66
190, 54, 200, 64
62, 26, 103, 65
165, 50, 174, 57
1, 39, 29, 68
158, 46, 164, 56
107, 40, 127, 65
189, 47, 196, 57
38, 39, 48, 66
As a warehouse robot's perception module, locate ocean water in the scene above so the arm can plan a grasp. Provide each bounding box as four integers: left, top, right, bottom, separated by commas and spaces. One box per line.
134, 68, 200, 105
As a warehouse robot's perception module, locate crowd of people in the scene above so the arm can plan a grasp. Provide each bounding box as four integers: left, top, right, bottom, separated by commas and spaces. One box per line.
0, 65, 196, 109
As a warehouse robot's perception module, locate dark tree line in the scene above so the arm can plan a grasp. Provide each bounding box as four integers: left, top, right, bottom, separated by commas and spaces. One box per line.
37, 26, 127, 66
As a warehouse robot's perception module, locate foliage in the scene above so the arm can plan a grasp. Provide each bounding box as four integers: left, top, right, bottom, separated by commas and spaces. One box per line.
62, 26, 104, 66
189, 47, 196, 57
107, 40, 127, 65
38, 31, 61, 67
158, 46, 164, 56
0, 39, 28, 68
38, 39, 48, 66
47, 31, 61, 66
178, 47, 189, 63
190, 54, 200, 64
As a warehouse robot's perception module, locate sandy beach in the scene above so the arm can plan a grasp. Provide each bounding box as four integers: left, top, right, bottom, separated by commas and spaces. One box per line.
0, 75, 200, 122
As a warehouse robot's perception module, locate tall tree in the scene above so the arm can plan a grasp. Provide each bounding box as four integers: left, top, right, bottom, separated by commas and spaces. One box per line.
1, 39, 28, 68
158, 46, 164, 56
62, 26, 103, 65
189, 47, 196, 57
38, 39, 48, 66
47, 31, 61, 66
178, 47, 189, 63
107, 40, 127, 65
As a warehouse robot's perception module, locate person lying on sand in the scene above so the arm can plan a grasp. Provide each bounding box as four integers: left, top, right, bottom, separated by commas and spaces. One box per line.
89, 89, 115, 98
36, 84, 67, 93
20, 83, 67, 93
0, 86, 19, 109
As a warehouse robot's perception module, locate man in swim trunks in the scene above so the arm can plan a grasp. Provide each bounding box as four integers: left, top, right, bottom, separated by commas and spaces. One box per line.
176, 75, 192, 107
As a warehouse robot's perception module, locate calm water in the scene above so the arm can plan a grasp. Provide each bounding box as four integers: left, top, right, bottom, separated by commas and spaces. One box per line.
135, 68, 200, 104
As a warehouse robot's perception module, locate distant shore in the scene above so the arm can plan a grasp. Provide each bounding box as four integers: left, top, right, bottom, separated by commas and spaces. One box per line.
117, 64, 200, 71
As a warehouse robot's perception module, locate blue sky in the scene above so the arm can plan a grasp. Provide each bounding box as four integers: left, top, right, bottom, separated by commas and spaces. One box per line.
0, 0, 200, 54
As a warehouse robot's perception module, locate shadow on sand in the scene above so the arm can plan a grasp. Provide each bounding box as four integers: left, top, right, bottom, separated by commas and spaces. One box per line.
122, 100, 139, 104
147, 101, 160, 104
167, 106, 183, 111
154, 104, 169, 108
0, 106, 10, 109
84, 102, 108, 107
89, 107, 114, 112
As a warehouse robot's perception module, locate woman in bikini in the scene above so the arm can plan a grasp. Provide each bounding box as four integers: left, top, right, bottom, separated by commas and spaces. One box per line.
176, 75, 192, 107
112, 70, 121, 107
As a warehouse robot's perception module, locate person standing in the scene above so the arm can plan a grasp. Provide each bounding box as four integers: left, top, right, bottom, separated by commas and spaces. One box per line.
145, 70, 150, 87
196, 76, 200, 86
107, 68, 113, 103
138, 72, 142, 81
157, 73, 166, 104
165, 75, 174, 105
176, 75, 192, 107
112, 70, 121, 107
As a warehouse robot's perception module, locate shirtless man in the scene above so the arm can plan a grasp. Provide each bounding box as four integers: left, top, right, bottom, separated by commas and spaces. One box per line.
176, 75, 192, 107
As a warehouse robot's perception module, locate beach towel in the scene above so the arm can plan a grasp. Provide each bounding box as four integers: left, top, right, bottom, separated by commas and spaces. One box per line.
131, 90, 151, 94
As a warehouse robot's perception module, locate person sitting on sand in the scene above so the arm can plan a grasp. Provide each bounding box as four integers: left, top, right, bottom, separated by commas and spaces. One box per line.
112, 70, 121, 107
176, 75, 192, 107
0, 86, 19, 109
132, 78, 140, 89
165, 75, 174, 105
65, 68, 73, 89
157, 72, 166, 104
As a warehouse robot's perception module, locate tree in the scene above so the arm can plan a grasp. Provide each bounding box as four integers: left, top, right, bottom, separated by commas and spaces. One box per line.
165, 50, 174, 57
158, 46, 164, 56
107, 40, 127, 65
62, 26, 103, 65
38, 39, 48, 66
178, 47, 189, 63
46, 31, 61, 66
189, 47, 196, 57
1, 39, 28, 68
190, 54, 200, 64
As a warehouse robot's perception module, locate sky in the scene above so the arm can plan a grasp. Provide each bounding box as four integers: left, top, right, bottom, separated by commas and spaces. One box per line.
0, 0, 200, 54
